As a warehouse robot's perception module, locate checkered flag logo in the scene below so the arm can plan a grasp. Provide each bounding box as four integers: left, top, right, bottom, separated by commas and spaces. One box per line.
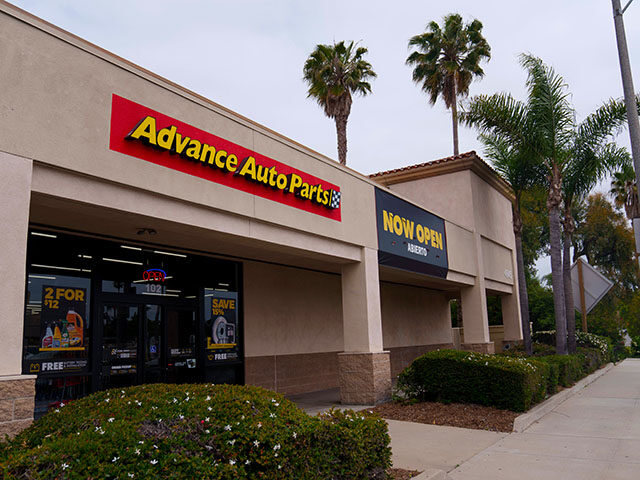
330, 190, 341, 209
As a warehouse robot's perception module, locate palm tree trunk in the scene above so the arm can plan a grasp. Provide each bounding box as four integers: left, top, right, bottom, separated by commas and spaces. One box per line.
335, 115, 348, 165
513, 204, 532, 355
451, 99, 459, 156
548, 165, 568, 354
562, 212, 577, 353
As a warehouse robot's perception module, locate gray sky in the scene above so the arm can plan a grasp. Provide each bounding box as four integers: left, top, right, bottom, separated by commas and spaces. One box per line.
10, 0, 640, 276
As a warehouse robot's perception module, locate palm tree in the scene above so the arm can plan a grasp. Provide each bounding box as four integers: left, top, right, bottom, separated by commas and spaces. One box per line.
462, 55, 578, 354
611, 163, 640, 222
303, 41, 376, 165
478, 133, 543, 354
406, 13, 490, 156
561, 102, 629, 352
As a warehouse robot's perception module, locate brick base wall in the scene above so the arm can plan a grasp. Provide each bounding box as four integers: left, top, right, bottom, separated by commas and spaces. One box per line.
338, 352, 391, 405
245, 352, 339, 396
386, 343, 454, 378
0, 375, 36, 438
461, 342, 495, 354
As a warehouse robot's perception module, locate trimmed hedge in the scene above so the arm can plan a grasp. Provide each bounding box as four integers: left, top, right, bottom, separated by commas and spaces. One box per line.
0, 384, 391, 480
536, 355, 584, 387
395, 349, 551, 412
532, 330, 612, 361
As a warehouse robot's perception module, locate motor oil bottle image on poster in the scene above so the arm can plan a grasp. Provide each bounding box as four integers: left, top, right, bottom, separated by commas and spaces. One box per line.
40, 285, 86, 351
204, 289, 238, 364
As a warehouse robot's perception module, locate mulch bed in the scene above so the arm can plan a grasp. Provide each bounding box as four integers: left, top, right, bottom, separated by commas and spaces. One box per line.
367, 400, 519, 433
388, 468, 421, 480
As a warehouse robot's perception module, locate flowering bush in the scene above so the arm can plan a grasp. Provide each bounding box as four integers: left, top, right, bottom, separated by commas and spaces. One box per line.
394, 349, 553, 412
0, 384, 390, 479
532, 330, 612, 360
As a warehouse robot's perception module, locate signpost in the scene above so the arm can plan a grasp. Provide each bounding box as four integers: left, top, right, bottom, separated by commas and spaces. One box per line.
570, 258, 614, 332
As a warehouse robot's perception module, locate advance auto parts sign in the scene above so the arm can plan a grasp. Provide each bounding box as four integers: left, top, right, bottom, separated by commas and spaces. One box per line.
110, 95, 341, 220
375, 188, 448, 278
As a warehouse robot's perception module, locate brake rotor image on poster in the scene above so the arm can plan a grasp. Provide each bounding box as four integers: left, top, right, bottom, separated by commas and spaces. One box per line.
204, 289, 239, 365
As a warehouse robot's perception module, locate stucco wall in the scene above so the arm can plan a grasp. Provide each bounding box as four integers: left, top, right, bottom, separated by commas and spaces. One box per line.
0, 5, 377, 250
387, 170, 475, 232
470, 172, 515, 248
380, 282, 453, 348
243, 261, 343, 357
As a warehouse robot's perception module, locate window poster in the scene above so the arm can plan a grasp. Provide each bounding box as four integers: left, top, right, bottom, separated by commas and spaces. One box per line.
204, 289, 239, 365
25, 285, 89, 375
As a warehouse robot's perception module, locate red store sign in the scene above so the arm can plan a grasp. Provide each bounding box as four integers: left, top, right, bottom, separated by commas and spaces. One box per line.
109, 95, 341, 221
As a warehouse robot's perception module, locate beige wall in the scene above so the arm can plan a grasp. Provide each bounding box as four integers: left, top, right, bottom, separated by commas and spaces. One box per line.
243, 261, 343, 357
388, 170, 475, 231
481, 237, 515, 286
0, 5, 377, 250
0, 152, 32, 376
470, 173, 515, 248
380, 282, 453, 348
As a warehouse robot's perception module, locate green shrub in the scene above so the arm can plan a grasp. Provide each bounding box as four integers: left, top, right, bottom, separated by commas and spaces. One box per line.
395, 349, 550, 412
536, 355, 584, 387
0, 384, 391, 480
532, 330, 612, 362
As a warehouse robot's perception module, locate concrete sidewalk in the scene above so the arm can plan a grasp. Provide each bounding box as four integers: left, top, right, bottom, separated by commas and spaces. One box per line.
449, 358, 640, 480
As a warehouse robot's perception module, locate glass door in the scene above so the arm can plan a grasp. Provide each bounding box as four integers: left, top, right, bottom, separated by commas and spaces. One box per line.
166, 307, 198, 383
101, 304, 140, 389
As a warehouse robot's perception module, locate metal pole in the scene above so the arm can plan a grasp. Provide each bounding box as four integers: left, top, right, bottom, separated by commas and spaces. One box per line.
612, 0, 640, 260
578, 259, 588, 333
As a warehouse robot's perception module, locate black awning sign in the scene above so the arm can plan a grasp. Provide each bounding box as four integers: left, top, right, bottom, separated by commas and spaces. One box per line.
375, 188, 448, 278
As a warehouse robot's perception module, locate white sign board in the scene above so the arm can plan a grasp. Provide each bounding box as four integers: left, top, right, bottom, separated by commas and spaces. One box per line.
570, 258, 614, 314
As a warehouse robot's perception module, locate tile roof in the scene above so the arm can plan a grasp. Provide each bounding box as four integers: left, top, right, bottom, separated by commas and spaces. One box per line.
369, 151, 478, 178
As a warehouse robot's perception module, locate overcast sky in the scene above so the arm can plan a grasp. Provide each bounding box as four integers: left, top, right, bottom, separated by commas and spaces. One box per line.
10, 0, 640, 275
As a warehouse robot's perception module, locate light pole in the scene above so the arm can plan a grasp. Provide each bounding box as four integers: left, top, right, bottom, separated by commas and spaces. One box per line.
612, 0, 640, 260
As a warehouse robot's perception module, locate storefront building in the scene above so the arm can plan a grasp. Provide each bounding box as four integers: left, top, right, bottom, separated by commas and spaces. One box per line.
0, 1, 523, 437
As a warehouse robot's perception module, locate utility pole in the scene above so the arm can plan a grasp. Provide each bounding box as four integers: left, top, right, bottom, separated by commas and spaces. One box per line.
612, 0, 640, 261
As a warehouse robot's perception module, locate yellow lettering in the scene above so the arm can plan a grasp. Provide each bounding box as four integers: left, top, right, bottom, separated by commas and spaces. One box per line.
201, 144, 216, 164
237, 156, 257, 179
402, 218, 415, 240
383, 210, 394, 233
276, 174, 288, 190
173, 133, 190, 155
186, 139, 202, 160
288, 174, 303, 193
416, 225, 424, 243
126, 116, 157, 145
226, 154, 238, 172
156, 125, 176, 150
430, 229, 438, 247
393, 215, 403, 236
214, 150, 227, 169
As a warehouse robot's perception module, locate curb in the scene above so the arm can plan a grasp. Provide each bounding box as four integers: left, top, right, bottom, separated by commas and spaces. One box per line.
411, 468, 449, 480
512, 362, 615, 433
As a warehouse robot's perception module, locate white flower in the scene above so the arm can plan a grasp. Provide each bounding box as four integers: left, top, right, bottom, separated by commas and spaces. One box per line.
292, 432, 297, 439
228, 439, 236, 445
205, 417, 210, 422
208, 406, 212, 411
274, 444, 281, 451
274, 403, 279, 407
61, 463, 69, 470
135, 449, 141, 455
179, 415, 185, 420
253, 440, 260, 447
128, 474, 134, 478
270, 413, 276, 418
245, 460, 251, 465
138, 440, 145, 444
224, 424, 232, 431
54, 409, 60, 413
153, 444, 158, 449
105, 398, 110, 403
112, 456, 119, 463
278, 465, 282, 470
206, 395, 211, 401
205, 429, 210, 434
229, 459, 236, 465
59, 402, 65, 407
108, 417, 115, 422
150, 459, 158, 465
257, 422, 262, 428
172, 398, 178, 403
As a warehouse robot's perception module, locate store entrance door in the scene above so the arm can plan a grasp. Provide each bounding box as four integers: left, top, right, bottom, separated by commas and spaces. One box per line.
100, 302, 199, 389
